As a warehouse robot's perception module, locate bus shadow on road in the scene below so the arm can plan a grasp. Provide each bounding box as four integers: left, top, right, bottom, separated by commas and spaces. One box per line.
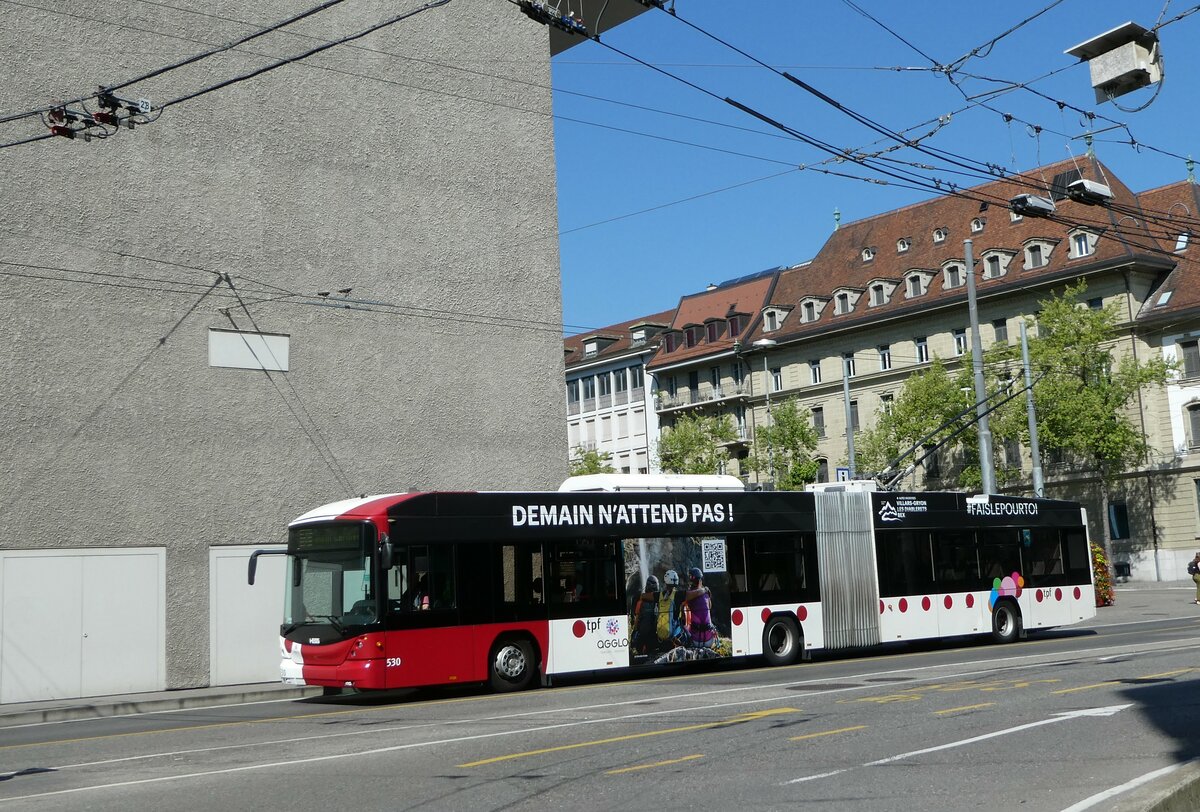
1118, 676, 1200, 762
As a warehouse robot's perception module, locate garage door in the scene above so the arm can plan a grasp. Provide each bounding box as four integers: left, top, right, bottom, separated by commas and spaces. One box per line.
210, 546, 286, 686
0, 549, 165, 703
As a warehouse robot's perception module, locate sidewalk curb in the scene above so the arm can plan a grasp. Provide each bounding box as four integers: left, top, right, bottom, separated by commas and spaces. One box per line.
0, 685, 323, 728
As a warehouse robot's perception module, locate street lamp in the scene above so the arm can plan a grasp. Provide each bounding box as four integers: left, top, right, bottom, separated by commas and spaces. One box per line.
753, 338, 778, 485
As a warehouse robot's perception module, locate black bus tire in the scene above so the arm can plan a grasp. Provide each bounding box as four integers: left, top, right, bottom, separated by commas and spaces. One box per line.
991, 600, 1021, 644
489, 637, 537, 692
762, 615, 802, 666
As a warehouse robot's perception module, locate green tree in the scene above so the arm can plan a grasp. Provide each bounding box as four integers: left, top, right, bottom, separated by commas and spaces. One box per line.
856, 358, 973, 485
568, 446, 616, 476
750, 398, 820, 489
656, 412, 736, 475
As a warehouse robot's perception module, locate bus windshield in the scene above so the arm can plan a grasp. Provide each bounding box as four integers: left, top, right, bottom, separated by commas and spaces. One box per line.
284, 523, 377, 634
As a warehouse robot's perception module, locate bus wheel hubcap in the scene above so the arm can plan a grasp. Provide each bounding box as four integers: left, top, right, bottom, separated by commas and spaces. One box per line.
496, 645, 526, 678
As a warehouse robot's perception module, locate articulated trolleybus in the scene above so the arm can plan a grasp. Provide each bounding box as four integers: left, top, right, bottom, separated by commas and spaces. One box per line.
249, 484, 1095, 692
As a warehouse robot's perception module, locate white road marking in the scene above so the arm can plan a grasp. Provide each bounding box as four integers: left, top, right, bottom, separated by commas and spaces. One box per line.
1059, 758, 1200, 812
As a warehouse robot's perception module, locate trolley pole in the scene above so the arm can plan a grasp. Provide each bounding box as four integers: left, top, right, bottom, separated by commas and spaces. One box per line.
843, 354, 856, 479
964, 239, 995, 494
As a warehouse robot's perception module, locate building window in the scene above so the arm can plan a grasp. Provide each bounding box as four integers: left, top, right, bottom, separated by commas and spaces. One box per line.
971, 217, 985, 233
1189, 404, 1200, 447
666, 376, 676, 397
809, 360, 822, 384
583, 377, 596, 399
836, 292, 851, 314
945, 264, 962, 288
954, 328, 967, 356
924, 445, 941, 479
871, 284, 886, 306
1026, 244, 1045, 268
933, 227, 947, 244
1010, 210, 1023, 222
598, 374, 611, 396
732, 361, 744, 386
881, 392, 894, 413
584, 341, 598, 357
985, 255, 1002, 278
907, 275, 925, 297
1176, 233, 1190, 252
1004, 437, 1021, 469
765, 311, 778, 332
816, 458, 829, 482
897, 237, 911, 253
812, 407, 825, 438
843, 352, 856, 378
879, 344, 892, 370
993, 318, 1008, 344
862, 247, 875, 262
614, 368, 628, 392
729, 316, 743, 337
770, 367, 783, 392
710, 366, 720, 388
1071, 232, 1094, 258
916, 336, 929, 363
1181, 340, 1200, 378
706, 322, 720, 342
1108, 502, 1130, 541
664, 333, 678, 352
631, 329, 646, 347
803, 301, 817, 321
849, 400, 860, 432
630, 366, 644, 390
567, 380, 580, 403
1088, 297, 1103, 311
685, 327, 698, 348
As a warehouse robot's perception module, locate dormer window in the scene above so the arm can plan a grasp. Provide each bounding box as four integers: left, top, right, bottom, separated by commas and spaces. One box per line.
1010, 210, 1023, 223
1176, 233, 1190, 252
897, 237, 911, 253
944, 264, 963, 289
985, 255, 1001, 279
835, 292, 851, 314
705, 321, 720, 343
866, 280, 896, 307
765, 311, 779, 332
971, 217, 985, 233
1024, 241, 1051, 269
933, 227, 947, 244
630, 329, 646, 347
584, 340, 598, 357
906, 272, 929, 298
684, 326, 700, 348
1069, 230, 1097, 259
871, 284, 885, 306
981, 251, 1013, 280
728, 315, 743, 337
862, 247, 876, 262
803, 301, 816, 321
664, 332, 679, 352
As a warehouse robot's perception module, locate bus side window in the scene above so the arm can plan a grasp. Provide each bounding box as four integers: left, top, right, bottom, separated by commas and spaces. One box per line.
386, 549, 410, 613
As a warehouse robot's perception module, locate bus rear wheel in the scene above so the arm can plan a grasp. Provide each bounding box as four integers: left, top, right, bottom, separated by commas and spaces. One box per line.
489, 637, 536, 692
762, 616, 802, 666
991, 601, 1021, 644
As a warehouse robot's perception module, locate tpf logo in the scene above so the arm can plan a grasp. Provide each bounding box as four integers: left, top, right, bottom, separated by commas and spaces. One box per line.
879, 501, 900, 522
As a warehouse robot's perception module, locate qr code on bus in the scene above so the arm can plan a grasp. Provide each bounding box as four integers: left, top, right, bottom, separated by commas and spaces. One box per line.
701, 538, 726, 572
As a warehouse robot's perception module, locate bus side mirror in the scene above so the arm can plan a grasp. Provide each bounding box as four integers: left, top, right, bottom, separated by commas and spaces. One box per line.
379, 540, 394, 571
247, 549, 287, 585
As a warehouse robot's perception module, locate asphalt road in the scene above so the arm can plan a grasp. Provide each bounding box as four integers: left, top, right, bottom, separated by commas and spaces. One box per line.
3, 612, 1199, 811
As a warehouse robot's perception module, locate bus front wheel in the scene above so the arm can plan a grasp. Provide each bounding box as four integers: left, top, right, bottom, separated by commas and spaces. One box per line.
762, 616, 802, 666
991, 601, 1021, 644
489, 637, 536, 692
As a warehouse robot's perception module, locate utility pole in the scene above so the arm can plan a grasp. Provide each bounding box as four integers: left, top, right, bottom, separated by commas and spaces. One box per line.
1020, 320, 1044, 497
964, 239, 995, 493
843, 354, 856, 479
752, 338, 778, 486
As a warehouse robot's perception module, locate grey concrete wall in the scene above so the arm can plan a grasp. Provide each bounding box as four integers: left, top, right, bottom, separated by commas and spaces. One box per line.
0, 1, 567, 689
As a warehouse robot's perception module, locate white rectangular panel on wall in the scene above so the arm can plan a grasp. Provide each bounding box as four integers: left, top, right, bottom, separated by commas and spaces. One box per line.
1, 555, 84, 703
1, 549, 164, 704
81, 552, 166, 697
208, 328, 290, 371
210, 546, 286, 686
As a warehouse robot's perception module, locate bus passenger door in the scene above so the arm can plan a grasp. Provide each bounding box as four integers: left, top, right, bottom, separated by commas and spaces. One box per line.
383, 544, 474, 687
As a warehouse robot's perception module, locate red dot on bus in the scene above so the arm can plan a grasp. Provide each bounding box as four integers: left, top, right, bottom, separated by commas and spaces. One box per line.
797, 605, 808, 622
572, 620, 585, 638
1055, 588, 1063, 602
966, 594, 974, 608
732, 609, 743, 626
283, 639, 292, 653
1073, 587, 1082, 600
944, 595, 953, 610
899, 598, 908, 613
761, 608, 772, 623
879, 600, 885, 614
1036, 590, 1043, 603
921, 596, 931, 611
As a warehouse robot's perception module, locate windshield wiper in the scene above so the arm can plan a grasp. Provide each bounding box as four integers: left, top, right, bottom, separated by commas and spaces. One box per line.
305, 614, 346, 634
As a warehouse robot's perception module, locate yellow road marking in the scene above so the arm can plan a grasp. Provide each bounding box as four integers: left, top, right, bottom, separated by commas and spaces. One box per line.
1052, 681, 1119, 695
789, 724, 867, 741
606, 754, 704, 774
935, 703, 995, 715
457, 707, 800, 767
1141, 668, 1194, 679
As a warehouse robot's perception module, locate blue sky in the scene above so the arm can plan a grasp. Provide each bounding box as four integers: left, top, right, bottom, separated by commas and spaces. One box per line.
550, 1, 1200, 333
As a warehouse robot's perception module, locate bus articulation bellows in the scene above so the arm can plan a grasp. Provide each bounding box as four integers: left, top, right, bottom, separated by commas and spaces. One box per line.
248, 488, 1095, 692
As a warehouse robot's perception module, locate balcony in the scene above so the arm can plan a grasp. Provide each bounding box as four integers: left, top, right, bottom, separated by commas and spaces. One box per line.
719, 425, 751, 448
657, 382, 748, 413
